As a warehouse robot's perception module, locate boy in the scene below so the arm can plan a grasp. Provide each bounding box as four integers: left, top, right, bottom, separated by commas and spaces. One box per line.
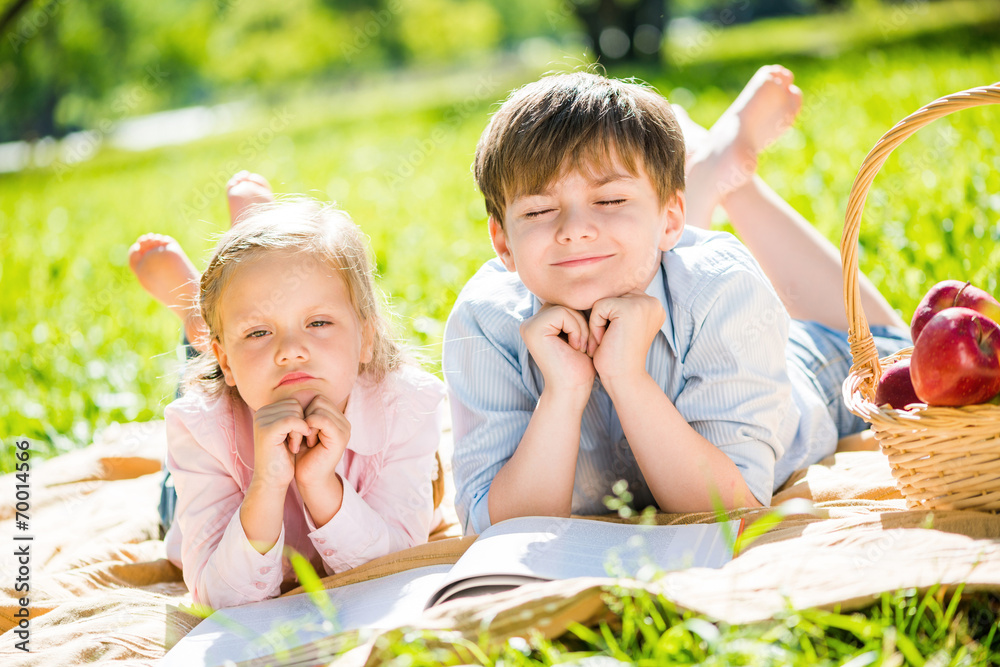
443, 66, 910, 535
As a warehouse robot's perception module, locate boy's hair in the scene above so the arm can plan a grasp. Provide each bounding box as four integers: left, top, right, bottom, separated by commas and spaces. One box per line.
185, 198, 402, 399
474, 71, 685, 226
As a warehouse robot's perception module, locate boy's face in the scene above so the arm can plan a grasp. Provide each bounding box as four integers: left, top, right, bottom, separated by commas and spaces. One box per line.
489, 158, 684, 311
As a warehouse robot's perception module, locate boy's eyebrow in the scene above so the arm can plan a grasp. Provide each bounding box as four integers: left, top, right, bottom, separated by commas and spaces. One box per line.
588, 172, 636, 187
514, 171, 637, 200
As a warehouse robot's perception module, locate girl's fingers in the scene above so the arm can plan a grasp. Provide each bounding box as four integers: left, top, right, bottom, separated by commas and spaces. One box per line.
287, 431, 302, 455
306, 414, 350, 446
265, 414, 311, 452
300, 395, 352, 450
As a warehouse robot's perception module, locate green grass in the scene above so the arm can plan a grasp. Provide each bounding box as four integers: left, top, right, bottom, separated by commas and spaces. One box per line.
274, 585, 1000, 666
468, 587, 996, 666
497, 587, 997, 666
667, 0, 1000, 66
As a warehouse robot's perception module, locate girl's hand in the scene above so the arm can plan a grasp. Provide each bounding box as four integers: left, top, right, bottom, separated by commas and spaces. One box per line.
252, 398, 312, 490
294, 394, 351, 490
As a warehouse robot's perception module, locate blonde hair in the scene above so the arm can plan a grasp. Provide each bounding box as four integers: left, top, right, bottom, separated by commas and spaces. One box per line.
184, 198, 401, 399
474, 70, 685, 226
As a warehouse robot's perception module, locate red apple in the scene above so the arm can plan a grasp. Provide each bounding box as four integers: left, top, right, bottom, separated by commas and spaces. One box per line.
874, 358, 922, 409
910, 307, 1000, 407
911, 280, 1000, 342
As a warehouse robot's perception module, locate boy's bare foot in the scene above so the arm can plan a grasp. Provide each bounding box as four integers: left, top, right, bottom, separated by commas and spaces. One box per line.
671, 104, 710, 161
227, 171, 274, 226
685, 65, 802, 229
128, 234, 209, 351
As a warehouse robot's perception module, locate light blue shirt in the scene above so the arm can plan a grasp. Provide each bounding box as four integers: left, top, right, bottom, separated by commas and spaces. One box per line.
443, 226, 837, 535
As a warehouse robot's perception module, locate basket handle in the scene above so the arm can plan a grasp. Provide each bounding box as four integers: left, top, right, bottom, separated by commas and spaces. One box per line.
840, 82, 1000, 398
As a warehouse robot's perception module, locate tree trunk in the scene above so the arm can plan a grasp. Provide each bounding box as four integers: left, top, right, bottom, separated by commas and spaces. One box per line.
574, 0, 669, 64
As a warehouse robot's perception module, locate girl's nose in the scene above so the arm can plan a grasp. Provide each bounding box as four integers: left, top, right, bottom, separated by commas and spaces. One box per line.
275, 330, 309, 363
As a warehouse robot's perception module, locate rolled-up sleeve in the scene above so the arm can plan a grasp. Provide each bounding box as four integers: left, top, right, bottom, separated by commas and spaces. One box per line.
672, 266, 795, 505
443, 296, 538, 535
305, 375, 446, 573
165, 402, 285, 609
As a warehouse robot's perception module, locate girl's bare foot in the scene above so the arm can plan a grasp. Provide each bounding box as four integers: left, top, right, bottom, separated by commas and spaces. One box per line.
227, 171, 274, 226
685, 65, 802, 229
128, 234, 209, 351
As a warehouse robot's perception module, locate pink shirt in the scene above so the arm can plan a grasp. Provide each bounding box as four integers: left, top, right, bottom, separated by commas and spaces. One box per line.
164, 364, 445, 609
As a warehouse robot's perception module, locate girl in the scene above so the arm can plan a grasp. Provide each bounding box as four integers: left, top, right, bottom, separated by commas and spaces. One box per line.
162, 198, 446, 609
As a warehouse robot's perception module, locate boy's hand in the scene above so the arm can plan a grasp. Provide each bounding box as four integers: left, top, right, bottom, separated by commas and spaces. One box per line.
252, 398, 312, 490
521, 304, 596, 399
588, 292, 665, 386
294, 394, 351, 490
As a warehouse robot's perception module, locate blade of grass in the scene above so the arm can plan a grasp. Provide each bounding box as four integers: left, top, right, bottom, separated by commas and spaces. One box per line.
287, 548, 339, 629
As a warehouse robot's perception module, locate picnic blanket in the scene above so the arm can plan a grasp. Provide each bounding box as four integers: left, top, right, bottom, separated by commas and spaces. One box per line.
2, 422, 999, 666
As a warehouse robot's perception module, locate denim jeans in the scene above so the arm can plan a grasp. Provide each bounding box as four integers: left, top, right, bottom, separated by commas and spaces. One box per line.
787, 319, 912, 438
158, 335, 200, 536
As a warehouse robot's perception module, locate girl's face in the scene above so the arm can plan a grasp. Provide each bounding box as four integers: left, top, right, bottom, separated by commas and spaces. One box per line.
211, 249, 373, 412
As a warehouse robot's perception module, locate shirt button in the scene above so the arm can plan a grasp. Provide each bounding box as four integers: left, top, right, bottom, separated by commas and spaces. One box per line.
316, 538, 326, 545
324, 549, 334, 557
259, 567, 271, 575
255, 582, 267, 590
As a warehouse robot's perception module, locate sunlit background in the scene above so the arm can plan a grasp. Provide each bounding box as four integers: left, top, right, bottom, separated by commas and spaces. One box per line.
2, 0, 999, 468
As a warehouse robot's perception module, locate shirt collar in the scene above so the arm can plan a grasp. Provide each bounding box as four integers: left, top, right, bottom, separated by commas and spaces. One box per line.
647, 259, 679, 356
529, 257, 678, 356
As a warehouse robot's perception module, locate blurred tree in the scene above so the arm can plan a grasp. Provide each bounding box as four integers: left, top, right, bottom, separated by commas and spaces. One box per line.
0, 0, 33, 36
0, 0, 211, 141
395, 0, 502, 64
205, 0, 347, 85
0, 0, 625, 142
573, 0, 668, 62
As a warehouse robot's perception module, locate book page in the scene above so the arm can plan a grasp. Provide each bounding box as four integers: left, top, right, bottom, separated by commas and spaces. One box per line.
428, 517, 738, 607
163, 564, 450, 667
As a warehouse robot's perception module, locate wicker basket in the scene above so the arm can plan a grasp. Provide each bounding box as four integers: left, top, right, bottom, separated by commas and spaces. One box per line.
840, 82, 1000, 512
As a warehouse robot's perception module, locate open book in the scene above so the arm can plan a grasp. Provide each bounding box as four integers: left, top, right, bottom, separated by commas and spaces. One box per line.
164, 516, 744, 667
